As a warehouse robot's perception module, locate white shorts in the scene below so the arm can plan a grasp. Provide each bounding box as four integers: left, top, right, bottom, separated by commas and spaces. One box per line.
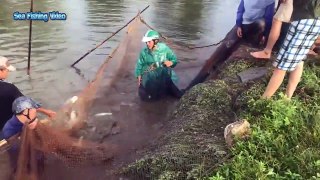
274, 19, 320, 71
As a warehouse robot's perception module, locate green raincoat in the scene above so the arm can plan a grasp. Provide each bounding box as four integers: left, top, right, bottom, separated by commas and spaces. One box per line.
135, 42, 179, 85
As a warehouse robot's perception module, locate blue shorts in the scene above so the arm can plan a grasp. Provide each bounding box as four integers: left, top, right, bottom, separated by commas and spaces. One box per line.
274, 18, 320, 71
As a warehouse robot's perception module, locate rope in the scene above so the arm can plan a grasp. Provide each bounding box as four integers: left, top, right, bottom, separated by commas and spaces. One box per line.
138, 16, 224, 49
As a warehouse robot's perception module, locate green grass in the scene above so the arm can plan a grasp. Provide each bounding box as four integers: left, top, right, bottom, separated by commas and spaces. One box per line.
120, 58, 320, 180
210, 61, 320, 180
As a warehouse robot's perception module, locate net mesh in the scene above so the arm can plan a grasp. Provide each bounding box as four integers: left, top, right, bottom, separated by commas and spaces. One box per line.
13, 124, 116, 180
1, 15, 213, 180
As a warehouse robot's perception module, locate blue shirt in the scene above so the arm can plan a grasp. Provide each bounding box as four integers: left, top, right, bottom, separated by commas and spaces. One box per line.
2, 115, 23, 139
236, 0, 275, 37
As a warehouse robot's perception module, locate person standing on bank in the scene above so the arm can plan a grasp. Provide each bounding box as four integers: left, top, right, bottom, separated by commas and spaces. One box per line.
0, 56, 56, 136
262, 0, 320, 99
251, 0, 293, 59
135, 30, 184, 101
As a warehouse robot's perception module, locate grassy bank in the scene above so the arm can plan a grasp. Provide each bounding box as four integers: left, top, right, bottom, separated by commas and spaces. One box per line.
120, 51, 320, 179
211, 60, 320, 180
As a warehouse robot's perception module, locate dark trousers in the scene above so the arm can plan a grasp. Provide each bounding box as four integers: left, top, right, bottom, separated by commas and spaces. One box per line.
138, 78, 183, 101
241, 19, 266, 46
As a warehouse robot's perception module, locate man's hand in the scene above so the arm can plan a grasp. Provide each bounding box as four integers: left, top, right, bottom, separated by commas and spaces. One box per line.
237, 27, 243, 38
138, 76, 142, 86
37, 108, 56, 119
45, 110, 56, 119
163, 60, 173, 67
28, 119, 39, 129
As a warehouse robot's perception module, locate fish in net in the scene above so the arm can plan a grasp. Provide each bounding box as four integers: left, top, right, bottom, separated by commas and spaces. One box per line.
13, 123, 117, 180
1, 15, 200, 180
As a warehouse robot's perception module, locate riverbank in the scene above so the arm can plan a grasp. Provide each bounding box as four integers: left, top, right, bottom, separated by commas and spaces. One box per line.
119, 44, 320, 179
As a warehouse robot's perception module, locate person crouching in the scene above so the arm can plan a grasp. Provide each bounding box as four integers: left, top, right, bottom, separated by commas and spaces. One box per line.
135, 30, 184, 101
2, 96, 44, 176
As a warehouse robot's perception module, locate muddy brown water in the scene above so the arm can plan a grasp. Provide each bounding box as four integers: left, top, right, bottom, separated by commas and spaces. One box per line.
0, 0, 239, 179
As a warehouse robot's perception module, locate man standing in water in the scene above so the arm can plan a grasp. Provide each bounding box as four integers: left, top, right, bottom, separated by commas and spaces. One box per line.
135, 30, 184, 101
0, 56, 56, 138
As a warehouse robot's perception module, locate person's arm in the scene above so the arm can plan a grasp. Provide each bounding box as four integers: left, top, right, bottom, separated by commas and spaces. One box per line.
37, 108, 56, 119
236, 0, 245, 38
165, 47, 178, 68
135, 50, 145, 85
264, 2, 275, 37
236, 0, 245, 27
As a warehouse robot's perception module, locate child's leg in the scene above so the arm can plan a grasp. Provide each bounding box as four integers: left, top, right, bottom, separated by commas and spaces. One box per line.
265, 18, 320, 99
262, 68, 286, 98
265, 19, 283, 54
285, 61, 304, 99
251, 0, 293, 59
250, 18, 283, 59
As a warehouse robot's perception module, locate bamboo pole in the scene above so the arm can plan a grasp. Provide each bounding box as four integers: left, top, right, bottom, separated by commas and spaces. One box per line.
70, 5, 150, 67
27, 0, 33, 75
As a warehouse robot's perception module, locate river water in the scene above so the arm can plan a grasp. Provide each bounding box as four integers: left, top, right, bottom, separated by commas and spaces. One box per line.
0, 0, 238, 109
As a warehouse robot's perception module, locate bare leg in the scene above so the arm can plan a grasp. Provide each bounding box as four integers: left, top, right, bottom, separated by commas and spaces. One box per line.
285, 61, 304, 99
262, 68, 286, 98
251, 19, 283, 59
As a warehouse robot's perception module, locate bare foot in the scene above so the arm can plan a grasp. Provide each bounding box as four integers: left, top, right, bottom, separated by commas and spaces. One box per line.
250, 50, 271, 59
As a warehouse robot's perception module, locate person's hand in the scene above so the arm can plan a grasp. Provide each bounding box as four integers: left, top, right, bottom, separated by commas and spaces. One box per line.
281, 0, 287, 3
37, 108, 56, 119
46, 110, 56, 119
149, 65, 156, 71
237, 27, 243, 38
138, 76, 142, 86
163, 60, 173, 67
28, 119, 39, 129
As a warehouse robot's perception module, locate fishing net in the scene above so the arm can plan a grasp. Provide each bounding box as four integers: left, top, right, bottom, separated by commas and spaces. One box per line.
140, 67, 173, 100
6, 44, 121, 179
0, 13, 221, 180
13, 124, 115, 180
